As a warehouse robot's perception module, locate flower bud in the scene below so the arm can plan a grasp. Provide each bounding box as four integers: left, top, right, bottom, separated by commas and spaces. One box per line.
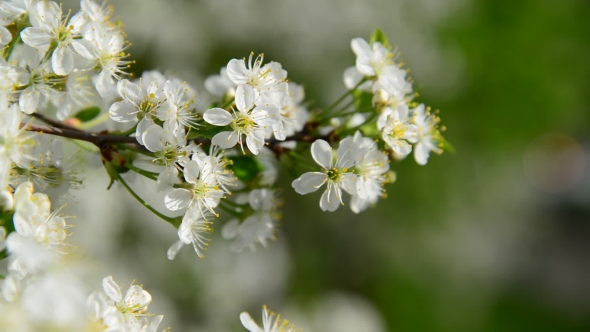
372, 89, 390, 109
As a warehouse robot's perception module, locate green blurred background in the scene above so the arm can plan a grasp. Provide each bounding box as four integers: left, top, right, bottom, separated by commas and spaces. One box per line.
64, 0, 590, 331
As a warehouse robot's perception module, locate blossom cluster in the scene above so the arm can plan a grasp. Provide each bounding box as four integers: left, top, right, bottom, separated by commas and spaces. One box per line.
0, 181, 164, 331
0, 0, 449, 330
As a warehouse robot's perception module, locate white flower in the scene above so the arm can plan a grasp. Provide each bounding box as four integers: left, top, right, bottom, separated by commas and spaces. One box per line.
155, 78, 201, 129
192, 145, 240, 193
167, 210, 214, 260
0, 0, 35, 26
5, 182, 69, 275
412, 104, 443, 165
380, 105, 418, 156
10, 44, 64, 114
84, 27, 130, 97
109, 71, 167, 144
240, 305, 295, 332
142, 122, 194, 191
349, 131, 389, 213
260, 82, 309, 141
99, 275, 152, 330
164, 159, 224, 219
350, 37, 393, 77
204, 66, 236, 98
227, 53, 286, 93
292, 138, 357, 212
20, 1, 95, 75
222, 189, 281, 252
375, 65, 412, 104
204, 84, 280, 155
0, 104, 36, 168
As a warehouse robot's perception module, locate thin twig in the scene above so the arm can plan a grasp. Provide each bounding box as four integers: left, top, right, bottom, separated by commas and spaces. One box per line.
32, 113, 83, 132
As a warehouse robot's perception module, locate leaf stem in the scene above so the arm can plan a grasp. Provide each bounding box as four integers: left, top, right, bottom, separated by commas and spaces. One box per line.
115, 172, 180, 228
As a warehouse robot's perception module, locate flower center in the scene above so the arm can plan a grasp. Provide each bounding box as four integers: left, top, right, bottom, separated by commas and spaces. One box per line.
388, 123, 406, 140
231, 113, 254, 133
326, 167, 344, 182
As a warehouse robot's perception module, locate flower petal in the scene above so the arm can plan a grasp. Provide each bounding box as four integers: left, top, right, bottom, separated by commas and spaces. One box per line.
311, 139, 332, 169
235, 84, 255, 112
203, 108, 233, 126
211, 131, 239, 149
109, 101, 137, 123
226, 59, 249, 85
320, 187, 341, 212
167, 240, 185, 260
414, 142, 430, 166
142, 125, 166, 152
52, 45, 74, 76
164, 189, 192, 211
239, 312, 262, 332
102, 276, 122, 303
20, 27, 51, 48
292, 172, 326, 195
182, 160, 200, 184
18, 87, 41, 114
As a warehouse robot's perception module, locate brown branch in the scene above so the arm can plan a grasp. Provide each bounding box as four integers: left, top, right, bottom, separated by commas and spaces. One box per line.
31, 113, 83, 132
24, 124, 137, 145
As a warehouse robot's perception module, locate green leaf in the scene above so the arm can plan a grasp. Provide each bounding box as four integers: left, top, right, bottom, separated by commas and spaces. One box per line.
369, 28, 392, 50
352, 89, 373, 111
228, 155, 265, 183
73, 106, 101, 122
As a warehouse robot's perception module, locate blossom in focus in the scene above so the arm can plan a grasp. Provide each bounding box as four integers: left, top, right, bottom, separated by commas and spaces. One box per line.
292, 138, 357, 212
204, 84, 280, 155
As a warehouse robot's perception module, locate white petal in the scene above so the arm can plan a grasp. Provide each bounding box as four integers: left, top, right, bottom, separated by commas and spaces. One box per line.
124, 285, 151, 308
226, 59, 249, 85
136, 118, 154, 145
109, 101, 137, 123
52, 45, 74, 76
18, 87, 41, 114
392, 140, 412, 156
414, 142, 430, 165
164, 189, 192, 211
142, 125, 166, 152
102, 276, 122, 303
182, 160, 200, 184
320, 187, 341, 212
245, 132, 264, 155
157, 167, 178, 191
167, 240, 185, 260
117, 79, 143, 104
351, 38, 372, 59
343, 66, 364, 90
235, 84, 255, 112
239, 312, 262, 332
211, 131, 239, 149
221, 219, 240, 240
292, 172, 326, 194
311, 139, 332, 169
71, 39, 97, 59
340, 173, 357, 195
203, 108, 233, 126
0, 26, 12, 46
336, 137, 356, 169
251, 104, 280, 126
20, 27, 51, 48
350, 194, 371, 214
